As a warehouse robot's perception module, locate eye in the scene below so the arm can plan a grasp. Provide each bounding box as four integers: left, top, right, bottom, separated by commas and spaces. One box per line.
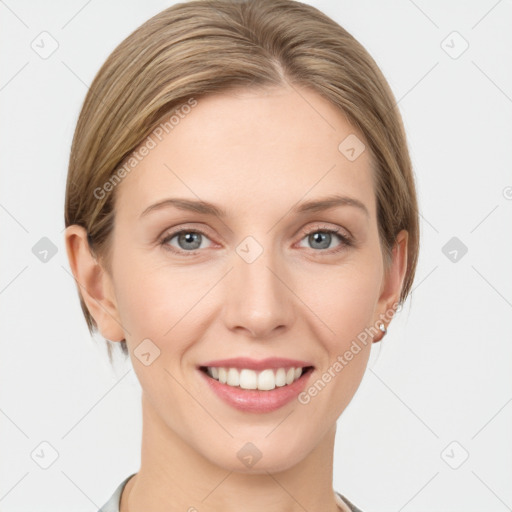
297, 225, 352, 253
160, 229, 214, 254
159, 224, 353, 256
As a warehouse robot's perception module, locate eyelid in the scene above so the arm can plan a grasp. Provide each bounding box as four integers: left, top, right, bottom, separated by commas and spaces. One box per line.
301, 223, 350, 238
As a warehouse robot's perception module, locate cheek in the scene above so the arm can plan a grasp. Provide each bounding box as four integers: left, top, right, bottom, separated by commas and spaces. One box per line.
303, 259, 382, 345
113, 253, 215, 350
296, 266, 379, 420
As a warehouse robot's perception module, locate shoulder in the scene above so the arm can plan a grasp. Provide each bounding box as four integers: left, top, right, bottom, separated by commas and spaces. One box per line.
97, 474, 136, 512
98, 479, 362, 512
335, 491, 365, 512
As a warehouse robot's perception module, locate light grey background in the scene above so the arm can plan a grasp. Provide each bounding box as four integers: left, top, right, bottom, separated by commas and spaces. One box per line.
1, 0, 511, 511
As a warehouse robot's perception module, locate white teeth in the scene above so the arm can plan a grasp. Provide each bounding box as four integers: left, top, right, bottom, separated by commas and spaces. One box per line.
258, 369, 275, 391
205, 366, 306, 390
239, 369, 257, 390
227, 368, 240, 387
275, 368, 286, 387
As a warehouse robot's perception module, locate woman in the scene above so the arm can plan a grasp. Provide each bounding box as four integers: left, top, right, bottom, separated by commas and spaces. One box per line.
64, 0, 419, 510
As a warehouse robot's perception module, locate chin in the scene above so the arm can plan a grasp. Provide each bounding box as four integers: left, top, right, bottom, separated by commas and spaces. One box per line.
199, 435, 312, 475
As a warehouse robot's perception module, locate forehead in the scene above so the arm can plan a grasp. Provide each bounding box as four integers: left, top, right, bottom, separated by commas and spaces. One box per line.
114, 85, 376, 220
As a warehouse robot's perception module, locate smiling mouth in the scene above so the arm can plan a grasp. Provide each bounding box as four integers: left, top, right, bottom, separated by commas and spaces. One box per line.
199, 365, 314, 391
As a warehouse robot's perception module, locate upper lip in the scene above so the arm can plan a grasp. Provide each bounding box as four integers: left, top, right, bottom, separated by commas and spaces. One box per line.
199, 357, 314, 371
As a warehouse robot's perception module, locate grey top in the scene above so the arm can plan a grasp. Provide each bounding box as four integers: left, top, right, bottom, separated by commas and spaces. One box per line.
98, 474, 364, 512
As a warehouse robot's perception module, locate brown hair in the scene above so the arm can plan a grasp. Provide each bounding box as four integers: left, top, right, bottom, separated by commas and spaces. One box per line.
64, 0, 420, 360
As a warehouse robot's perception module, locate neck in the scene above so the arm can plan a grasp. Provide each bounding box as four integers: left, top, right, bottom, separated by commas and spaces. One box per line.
121, 393, 343, 512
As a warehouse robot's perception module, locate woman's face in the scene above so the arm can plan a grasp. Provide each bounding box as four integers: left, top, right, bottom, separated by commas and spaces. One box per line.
82, 85, 406, 473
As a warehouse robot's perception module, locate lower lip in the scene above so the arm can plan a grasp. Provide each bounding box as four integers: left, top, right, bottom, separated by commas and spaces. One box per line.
198, 368, 313, 413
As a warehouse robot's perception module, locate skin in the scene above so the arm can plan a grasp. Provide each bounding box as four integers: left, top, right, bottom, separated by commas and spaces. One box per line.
65, 84, 408, 512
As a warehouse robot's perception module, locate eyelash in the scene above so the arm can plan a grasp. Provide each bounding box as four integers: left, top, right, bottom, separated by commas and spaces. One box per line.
159, 224, 353, 256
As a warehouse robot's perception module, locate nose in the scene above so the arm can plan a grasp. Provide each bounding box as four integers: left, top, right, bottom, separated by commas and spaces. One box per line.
222, 244, 296, 340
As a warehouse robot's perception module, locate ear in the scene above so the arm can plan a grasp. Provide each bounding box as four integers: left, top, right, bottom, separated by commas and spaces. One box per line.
373, 229, 408, 341
64, 225, 125, 342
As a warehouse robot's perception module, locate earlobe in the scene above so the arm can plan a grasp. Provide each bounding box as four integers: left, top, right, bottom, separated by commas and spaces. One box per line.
373, 230, 409, 342
64, 225, 125, 342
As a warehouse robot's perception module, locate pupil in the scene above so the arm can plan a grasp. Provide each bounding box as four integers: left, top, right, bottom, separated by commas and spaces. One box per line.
180, 232, 201, 250
310, 232, 330, 249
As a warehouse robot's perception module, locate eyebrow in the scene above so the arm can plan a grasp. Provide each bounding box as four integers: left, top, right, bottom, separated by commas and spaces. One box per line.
140, 194, 369, 219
